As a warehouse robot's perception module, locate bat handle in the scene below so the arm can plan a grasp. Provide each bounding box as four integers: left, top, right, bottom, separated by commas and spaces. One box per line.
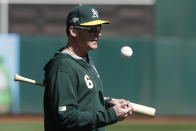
35, 81, 44, 86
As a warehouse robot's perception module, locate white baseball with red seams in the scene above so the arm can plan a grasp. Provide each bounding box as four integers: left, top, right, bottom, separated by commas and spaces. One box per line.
121, 46, 133, 58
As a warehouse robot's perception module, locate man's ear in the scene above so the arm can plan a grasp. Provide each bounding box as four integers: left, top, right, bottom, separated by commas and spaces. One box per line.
69, 26, 77, 37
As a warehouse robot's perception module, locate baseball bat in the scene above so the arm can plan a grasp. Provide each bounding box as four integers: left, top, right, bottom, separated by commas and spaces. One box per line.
14, 74, 44, 87
14, 74, 156, 116
131, 103, 156, 117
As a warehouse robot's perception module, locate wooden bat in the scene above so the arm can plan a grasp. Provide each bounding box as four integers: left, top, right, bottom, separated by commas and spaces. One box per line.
14, 74, 156, 117
131, 103, 156, 116
14, 74, 44, 87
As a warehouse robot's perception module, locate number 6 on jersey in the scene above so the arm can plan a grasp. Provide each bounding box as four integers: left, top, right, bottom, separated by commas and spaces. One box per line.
84, 75, 93, 89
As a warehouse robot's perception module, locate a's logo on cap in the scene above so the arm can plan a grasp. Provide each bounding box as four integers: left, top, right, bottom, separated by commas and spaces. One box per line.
71, 17, 79, 23
91, 9, 99, 18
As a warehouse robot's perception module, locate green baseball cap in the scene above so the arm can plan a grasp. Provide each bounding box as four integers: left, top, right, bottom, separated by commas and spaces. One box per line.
66, 5, 111, 27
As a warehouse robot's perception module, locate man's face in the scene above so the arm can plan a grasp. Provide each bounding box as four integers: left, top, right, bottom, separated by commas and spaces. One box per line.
75, 25, 102, 51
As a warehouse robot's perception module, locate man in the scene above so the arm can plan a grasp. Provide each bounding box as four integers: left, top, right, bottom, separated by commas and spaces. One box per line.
43, 5, 133, 131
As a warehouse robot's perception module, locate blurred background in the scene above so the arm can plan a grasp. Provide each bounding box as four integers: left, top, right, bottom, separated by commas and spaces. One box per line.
0, 0, 196, 130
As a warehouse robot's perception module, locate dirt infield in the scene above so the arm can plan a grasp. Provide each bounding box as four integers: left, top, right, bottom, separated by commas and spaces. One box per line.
124, 116, 196, 124
0, 115, 196, 124
0, 115, 43, 123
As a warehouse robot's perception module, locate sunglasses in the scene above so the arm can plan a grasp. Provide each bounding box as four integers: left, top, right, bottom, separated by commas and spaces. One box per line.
74, 25, 102, 33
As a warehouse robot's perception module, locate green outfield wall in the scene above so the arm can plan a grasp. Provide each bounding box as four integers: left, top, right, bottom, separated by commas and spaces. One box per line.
155, 0, 196, 37
19, 36, 196, 116
154, 0, 196, 116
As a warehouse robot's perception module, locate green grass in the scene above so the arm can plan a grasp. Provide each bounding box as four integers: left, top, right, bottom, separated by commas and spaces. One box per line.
107, 123, 196, 131
0, 121, 196, 131
0, 122, 44, 131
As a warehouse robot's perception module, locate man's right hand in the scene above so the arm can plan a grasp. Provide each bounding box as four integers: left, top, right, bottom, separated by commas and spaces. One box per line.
111, 99, 133, 121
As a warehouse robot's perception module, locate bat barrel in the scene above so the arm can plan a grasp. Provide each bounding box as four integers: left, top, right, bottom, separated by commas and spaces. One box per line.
14, 74, 44, 86
131, 102, 156, 117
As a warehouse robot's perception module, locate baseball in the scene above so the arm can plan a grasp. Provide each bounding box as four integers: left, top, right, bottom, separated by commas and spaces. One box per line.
121, 46, 133, 58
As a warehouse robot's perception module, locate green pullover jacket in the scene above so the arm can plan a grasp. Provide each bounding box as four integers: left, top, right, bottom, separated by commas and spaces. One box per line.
43, 50, 117, 131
